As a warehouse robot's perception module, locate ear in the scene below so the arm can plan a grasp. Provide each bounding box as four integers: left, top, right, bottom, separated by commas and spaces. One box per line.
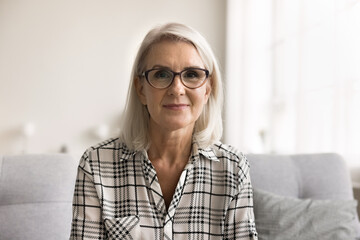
134, 77, 147, 105
204, 78, 212, 103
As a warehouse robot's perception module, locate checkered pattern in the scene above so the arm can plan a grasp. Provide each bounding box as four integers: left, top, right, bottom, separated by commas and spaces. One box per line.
104, 216, 140, 240
70, 138, 258, 239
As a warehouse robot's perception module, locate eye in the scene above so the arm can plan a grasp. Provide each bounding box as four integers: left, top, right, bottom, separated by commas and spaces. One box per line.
153, 69, 172, 79
183, 70, 199, 79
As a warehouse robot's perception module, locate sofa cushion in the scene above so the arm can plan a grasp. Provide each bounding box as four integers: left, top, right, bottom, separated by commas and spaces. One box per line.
253, 188, 358, 240
0, 202, 72, 240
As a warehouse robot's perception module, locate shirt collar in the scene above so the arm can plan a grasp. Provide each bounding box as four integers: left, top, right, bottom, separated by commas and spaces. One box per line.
191, 141, 220, 162
133, 140, 220, 162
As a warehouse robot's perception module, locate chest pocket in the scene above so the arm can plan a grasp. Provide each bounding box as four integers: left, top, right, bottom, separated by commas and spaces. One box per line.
104, 215, 141, 240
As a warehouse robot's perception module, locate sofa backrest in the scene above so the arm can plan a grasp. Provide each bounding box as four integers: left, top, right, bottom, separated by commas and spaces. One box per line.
0, 154, 78, 240
0, 153, 357, 239
247, 153, 354, 200
247, 153, 360, 236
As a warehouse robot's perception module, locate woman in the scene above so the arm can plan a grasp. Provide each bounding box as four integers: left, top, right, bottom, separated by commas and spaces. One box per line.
70, 23, 258, 240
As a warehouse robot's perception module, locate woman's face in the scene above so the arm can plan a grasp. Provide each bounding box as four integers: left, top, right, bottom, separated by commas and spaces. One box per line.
135, 40, 211, 134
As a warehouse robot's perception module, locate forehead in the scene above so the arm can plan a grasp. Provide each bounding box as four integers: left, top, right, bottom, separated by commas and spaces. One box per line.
145, 39, 204, 69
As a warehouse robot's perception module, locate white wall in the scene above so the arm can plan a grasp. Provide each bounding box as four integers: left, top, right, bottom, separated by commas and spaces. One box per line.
0, 0, 226, 158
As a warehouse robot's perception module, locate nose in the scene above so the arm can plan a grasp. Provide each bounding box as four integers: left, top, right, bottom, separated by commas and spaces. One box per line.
167, 74, 185, 96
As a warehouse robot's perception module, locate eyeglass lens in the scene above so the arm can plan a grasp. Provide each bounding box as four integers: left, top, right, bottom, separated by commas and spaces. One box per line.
146, 68, 208, 89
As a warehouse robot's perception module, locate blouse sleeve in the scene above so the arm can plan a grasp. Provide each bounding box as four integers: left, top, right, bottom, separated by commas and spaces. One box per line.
223, 155, 258, 240
70, 152, 106, 239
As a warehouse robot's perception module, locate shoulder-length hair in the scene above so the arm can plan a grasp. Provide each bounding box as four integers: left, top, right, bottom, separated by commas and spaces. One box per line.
120, 22, 223, 150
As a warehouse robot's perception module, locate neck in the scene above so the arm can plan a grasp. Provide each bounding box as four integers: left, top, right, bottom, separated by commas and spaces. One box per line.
147, 123, 193, 166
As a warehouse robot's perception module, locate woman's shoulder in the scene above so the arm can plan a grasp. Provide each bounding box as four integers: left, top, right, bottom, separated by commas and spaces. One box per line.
83, 137, 121, 152
80, 138, 134, 162
209, 142, 247, 162
206, 142, 251, 186
208, 142, 250, 171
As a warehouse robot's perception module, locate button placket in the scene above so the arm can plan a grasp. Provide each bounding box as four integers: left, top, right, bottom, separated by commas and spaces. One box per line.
163, 220, 173, 239
141, 154, 166, 215
163, 167, 189, 239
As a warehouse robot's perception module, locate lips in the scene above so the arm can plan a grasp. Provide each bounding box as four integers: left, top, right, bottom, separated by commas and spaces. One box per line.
163, 104, 189, 110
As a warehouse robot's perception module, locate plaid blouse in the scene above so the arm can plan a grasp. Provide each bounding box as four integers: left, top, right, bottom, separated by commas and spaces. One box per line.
70, 138, 258, 239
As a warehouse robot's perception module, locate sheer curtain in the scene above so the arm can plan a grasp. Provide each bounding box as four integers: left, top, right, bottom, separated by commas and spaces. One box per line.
225, 0, 360, 167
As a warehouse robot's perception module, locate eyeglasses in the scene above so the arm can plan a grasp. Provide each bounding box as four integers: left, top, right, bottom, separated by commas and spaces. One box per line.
142, 67, 209, 89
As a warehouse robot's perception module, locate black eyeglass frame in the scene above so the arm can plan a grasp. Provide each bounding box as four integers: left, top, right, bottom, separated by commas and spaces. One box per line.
141, 67, 210, 89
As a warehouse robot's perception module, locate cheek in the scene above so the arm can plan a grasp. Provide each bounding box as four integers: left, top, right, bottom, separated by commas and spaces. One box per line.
143, 87, 164, 107
195, 88, 210, 105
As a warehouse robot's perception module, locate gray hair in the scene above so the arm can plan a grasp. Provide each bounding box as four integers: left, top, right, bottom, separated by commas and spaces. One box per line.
120, 23, 223, 150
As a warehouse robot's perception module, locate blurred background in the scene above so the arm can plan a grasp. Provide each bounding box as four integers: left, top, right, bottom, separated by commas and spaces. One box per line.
0, 0, 359, 172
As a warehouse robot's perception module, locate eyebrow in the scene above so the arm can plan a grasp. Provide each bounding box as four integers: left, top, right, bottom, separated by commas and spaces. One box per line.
150, 65, 205, 70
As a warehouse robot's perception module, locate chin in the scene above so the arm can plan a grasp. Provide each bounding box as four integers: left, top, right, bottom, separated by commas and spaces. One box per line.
163, 121, 195, 132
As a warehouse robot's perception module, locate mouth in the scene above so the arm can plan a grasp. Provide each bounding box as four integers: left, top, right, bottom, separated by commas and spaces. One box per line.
163, 104, 189, 110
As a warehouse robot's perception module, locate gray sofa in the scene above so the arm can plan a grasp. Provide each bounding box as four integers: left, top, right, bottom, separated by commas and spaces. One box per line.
0, 154, 78, 240
0, 153, 359, 239
248, 153, 360, 239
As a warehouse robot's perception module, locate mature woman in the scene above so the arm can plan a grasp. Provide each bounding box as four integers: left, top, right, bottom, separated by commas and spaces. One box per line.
70, 23, 258, 239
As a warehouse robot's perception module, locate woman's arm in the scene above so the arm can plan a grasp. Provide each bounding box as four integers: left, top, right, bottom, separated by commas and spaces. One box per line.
70, 153, 106, 240
223, 156, 258, 240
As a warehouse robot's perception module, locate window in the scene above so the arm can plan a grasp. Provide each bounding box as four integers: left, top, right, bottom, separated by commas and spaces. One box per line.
225, 0, 360, 166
